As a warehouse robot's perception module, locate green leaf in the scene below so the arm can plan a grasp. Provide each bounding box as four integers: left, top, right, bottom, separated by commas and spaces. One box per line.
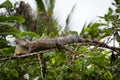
80, 22, 105, 40
116, 36, 120, 42
44, 50, 56, 58
0, 0, 13, 8
3, 67, 9, 73
116, 7, 120, 13
0, 28, 22, 38
21, 31, 40, 39
64, 5, 75, 32
103, 8, 113, 21
11, 69, 19, 78
51, 57, 55, 64
108, 8, 113, 16
35, 0, 45, 11
0, 22, 15, 27
0, 16, 25, 23
104, 71, 113, 80
0, 38, 9, 48
115, 31, 120, 42
1, 47, 15, 56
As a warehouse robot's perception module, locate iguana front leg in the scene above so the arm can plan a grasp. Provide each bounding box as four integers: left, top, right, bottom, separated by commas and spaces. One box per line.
55, 39, 77, 61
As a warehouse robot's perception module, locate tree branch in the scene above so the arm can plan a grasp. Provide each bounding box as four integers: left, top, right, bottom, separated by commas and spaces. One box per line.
0, 35, 120, 62
0, 49, 54, 61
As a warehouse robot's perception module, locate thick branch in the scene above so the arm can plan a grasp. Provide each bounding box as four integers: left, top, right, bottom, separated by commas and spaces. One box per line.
0, 35, 120, 61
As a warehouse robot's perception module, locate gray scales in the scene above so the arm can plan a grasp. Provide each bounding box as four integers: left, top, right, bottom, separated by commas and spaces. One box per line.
15, 35, 120, 55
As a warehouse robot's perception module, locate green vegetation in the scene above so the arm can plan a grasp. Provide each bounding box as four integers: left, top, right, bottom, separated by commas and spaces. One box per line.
0, 0, 120, 80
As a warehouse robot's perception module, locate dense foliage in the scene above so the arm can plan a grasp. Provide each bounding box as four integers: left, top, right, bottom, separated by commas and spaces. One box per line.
0, 0, 120, 80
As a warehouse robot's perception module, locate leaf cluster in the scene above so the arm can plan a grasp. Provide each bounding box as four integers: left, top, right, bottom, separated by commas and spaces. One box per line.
0, 0, 120, 80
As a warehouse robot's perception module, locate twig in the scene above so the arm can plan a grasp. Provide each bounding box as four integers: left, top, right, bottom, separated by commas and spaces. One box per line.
0, 49, 54, 62
38, 53, 45, 80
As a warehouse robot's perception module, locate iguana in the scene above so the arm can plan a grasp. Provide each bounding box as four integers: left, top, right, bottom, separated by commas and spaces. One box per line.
14, 35, 120, 55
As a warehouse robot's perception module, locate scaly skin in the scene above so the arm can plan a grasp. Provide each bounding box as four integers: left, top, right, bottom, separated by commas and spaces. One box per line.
15, 35, 120, 55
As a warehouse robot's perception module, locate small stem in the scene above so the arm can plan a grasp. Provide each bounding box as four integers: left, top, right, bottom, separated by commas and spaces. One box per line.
37, 53, 45, 80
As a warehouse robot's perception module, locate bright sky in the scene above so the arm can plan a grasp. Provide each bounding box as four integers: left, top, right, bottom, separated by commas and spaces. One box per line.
53, 0, 113, 33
